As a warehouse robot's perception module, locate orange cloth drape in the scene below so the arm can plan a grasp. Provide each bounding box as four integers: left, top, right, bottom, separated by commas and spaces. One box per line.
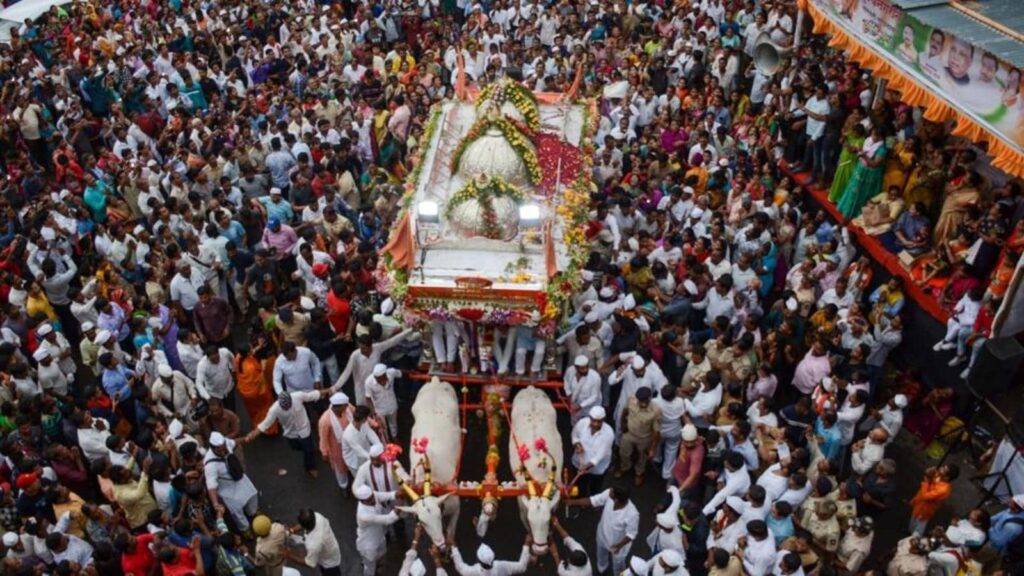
544, 224, 557, 279
382, 212, 416, 271
798, 0, 1024, 179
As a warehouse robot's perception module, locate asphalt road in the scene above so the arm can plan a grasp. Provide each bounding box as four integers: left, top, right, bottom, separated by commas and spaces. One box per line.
240, 379, 982, 576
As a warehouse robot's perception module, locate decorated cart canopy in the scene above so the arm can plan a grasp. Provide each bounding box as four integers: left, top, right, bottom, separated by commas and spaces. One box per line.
380, 79, 596, 332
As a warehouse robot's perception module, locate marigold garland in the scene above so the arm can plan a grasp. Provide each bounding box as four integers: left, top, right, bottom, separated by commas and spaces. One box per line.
476, 79, 541, 131
451, 116, 543, 185
444, 176, 528, 240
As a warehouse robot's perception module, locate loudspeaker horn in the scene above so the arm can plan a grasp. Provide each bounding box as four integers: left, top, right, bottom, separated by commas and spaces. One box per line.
752, 32, 793, 76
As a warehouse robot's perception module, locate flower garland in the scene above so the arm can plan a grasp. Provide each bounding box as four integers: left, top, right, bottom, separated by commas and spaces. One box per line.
451, 116, 543, 185
476, 79, 541, 131
402, 106, 444, 212
444, 176, 527, 240
381, 104, 444, 301
541, 99, 598, 326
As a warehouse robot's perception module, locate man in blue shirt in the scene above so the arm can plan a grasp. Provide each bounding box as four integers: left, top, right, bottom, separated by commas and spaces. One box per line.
766, 501, 795, 546
989, 495, 1024, 554
264, 137, 297, 192
814, 412, 843, 463
100, 352, 138, 429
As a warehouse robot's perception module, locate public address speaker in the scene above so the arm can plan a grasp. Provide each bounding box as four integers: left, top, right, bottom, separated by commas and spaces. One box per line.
967, 337, 1024, 397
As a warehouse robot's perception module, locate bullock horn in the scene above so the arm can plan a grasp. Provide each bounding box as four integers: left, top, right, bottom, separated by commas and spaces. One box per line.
542, 468, 556, 499
527, 479, 537, 498
397, 478, 420, 502
542, 481, 554, 500
424, 472, 433, 497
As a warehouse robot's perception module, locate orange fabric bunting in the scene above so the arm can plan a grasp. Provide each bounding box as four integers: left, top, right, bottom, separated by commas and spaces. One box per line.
798, 0, 1024, 178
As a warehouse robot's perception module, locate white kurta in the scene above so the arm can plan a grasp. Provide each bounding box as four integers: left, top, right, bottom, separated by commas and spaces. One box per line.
702, 466, 751, 516
564, 369, 602, 413
557, 536, 593, 575
302, 512, 342, 569
570, 418, 615, 474
451, 545, 530, 575
259, 391, 321, 439
203, 439, 258, 528
77, 420, 112, 464
610, 365, 668, 425
353, 460, 408, 498
742, 534, 778, 576
646, 487, 684, 554
356, 493, 399, 559
335, 329, 412, 405
195, 349, 234, 400
151, 372, 199, 418
364, 368, 402, 416
341, 423, 383, 471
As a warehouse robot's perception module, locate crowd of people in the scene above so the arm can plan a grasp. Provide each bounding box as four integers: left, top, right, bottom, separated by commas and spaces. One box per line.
0, 0, 1023, 575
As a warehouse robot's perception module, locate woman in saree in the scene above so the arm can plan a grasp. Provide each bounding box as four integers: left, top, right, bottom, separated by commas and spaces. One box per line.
933, 169, 983, 243
836, 125, 887, 219
880, 201, 930, 255
149, 299, 182, 372
904, 147, 946, 215
966, 203, 1010, 279
659, 118, 688, 157
851, 185, 905, 236
828, 123, 866, 203
987, 219, 1024, 299
903, 384, 954, 445
756, 240, 779, 298
235, 343, 278, 436
880, 135, 920, 196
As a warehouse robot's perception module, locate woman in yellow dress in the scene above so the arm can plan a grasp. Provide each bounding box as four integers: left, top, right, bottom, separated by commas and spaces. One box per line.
26, 282, 58, 322
904, 146, 946, 216
881, 136, 920, 195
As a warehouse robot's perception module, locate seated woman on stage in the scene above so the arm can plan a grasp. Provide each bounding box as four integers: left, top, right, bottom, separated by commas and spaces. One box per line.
879, 202, 930, 255
851, 185, 905, 236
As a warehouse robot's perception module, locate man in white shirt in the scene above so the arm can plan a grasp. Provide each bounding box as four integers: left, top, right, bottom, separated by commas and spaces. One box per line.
566, 487, 639, 575
150, 363, 199, 420
272, 342, 322, 395
451, 541, 530, 576
243, 389, 329, 477
684, 372, 723, 424
74, 412, 111, 464
342, 406, 383, 474
799, 85, 832, 184
195, 346, 235, 408
703, 452, 752, 516
738, 519, 777, 576
295, 508, 342, 574
353, 485, 401, 576
692, 275, 735, 329
334, 329, 412, 407
644, 549, 687, 576
850, 427, 889, 476
654, 388, 687, 480
570, 407, 615, 496
169, 260, 204, 317
204, 432, 259, 530
563, 355, 602, 424
552, 516, 593, 575
362, 363, 400, 439
35, 349, 68, 397
707, 496, 749, 553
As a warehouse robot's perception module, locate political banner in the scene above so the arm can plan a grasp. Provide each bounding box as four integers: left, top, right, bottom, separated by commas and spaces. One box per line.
812, 0, 1024, 149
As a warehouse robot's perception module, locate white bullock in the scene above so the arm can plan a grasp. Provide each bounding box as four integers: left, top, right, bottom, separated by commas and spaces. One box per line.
396, 377, 461, 548
508, 386, 563, 555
